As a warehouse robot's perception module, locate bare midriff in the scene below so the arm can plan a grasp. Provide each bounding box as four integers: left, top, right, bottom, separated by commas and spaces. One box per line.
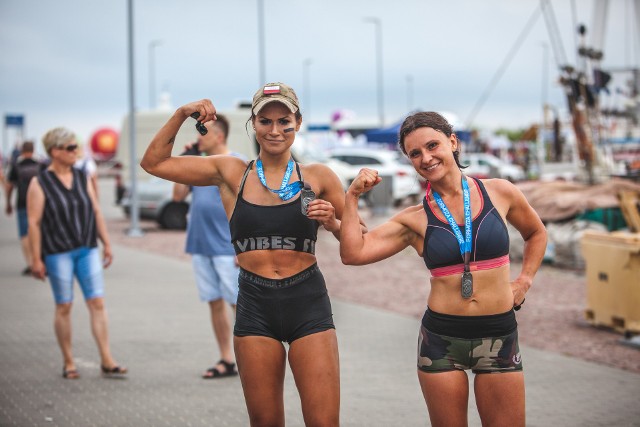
237, 250, 317, 279
427, 264, 513, 316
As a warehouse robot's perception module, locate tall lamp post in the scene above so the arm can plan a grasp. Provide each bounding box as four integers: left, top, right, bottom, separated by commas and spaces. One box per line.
406, 74, 414, 112
364, 17, 384, 127
148, 39, 162, 110
303, 58, 312, 118
127, 0, 143, 237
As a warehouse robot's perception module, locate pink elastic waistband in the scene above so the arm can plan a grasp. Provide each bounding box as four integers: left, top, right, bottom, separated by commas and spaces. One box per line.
429, 255, 510, 278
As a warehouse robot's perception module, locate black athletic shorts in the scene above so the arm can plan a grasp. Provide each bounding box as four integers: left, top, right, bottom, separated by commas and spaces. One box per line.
234, 263, 335, 343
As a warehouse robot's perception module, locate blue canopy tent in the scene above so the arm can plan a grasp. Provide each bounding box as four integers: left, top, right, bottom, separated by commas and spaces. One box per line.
364, 121, 402, 145
365, 119, 472, 147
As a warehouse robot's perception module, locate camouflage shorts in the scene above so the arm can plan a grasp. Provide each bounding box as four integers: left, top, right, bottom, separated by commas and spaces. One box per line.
417, 326, 523, 374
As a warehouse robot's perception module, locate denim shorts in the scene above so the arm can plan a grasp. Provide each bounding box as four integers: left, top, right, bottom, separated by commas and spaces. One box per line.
45, 247, 105, 304
191, 254, 239, 304
17, 209, 28, 238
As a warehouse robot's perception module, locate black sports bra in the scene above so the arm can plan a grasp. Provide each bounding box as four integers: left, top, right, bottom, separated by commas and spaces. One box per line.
229, 160, 319, 255
422, 178, 509, 272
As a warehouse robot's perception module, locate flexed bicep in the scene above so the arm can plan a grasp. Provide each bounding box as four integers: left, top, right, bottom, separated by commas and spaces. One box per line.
348, 168, 383, 197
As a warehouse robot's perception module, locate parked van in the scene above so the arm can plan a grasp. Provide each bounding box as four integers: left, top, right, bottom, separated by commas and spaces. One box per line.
117, 102, 257, 183
116, 103, 258, 228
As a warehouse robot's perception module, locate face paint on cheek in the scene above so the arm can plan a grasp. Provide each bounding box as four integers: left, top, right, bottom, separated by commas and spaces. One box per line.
284, 128, 295, 133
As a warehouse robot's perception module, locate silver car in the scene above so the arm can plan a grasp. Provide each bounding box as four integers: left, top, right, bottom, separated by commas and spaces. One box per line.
461, 153, 525, 182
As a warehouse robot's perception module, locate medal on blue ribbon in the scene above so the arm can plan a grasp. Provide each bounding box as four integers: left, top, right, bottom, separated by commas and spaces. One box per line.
432, 176, 474, 299
256, 158, 303, 201
300, 182, 316, 215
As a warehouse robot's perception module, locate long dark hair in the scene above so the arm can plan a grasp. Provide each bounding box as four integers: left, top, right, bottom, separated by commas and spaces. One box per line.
398, 112, 465, 169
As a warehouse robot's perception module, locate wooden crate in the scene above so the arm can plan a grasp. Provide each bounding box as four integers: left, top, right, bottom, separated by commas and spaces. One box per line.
581, 231, 640, 335
618, 190, 640, 232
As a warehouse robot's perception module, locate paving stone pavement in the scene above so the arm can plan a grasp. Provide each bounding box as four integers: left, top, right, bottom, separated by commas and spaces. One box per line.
1, 181, 639, 426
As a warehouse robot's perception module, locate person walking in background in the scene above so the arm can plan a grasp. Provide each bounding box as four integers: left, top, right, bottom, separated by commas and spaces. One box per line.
26, 127, 127, 380
5, 141, 43, 275
141, 83, 352, 426
339, 112, 547, 427
0, 154, 5, 187
74, 143, 99, 198
172, 114, 244, 379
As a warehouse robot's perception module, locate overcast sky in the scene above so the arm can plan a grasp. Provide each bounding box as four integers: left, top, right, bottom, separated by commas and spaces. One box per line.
1, 0, 636, 151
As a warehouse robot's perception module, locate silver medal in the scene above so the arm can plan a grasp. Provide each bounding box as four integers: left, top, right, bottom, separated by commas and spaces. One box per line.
301, 183, 316, 216
461, 271, 473, 299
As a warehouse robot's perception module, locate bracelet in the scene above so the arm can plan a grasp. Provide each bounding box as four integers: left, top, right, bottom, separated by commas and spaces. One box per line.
514, 298, 526, 311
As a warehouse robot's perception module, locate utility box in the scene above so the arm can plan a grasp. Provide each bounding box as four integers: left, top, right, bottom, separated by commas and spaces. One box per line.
368, 174, 393, 216
581, 230, 640, 335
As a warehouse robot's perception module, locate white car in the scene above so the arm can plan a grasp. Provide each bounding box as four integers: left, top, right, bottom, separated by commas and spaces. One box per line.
327, 147, 422, 206
460, 153, 525, 182
119, 177, 190, 230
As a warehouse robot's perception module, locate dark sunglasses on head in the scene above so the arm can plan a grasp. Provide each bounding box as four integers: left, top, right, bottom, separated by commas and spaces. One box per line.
57, 144, 78, 152
190, 112, 208, 135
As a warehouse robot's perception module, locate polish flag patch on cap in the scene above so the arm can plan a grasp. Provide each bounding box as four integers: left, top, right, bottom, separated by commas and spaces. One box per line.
263, 85, 281, 95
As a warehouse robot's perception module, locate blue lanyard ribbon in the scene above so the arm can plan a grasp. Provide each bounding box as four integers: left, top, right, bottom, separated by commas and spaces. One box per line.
431, 177, 472, 261
255, 158, 303, 201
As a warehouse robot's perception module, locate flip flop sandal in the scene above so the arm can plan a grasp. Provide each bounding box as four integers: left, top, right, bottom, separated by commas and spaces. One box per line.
202, 359, 238, 379
101, 365, 128, 377
62, 368, 80, 379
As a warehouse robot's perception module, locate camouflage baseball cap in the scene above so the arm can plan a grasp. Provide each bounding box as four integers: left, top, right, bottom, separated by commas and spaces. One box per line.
252, 82, 300, 115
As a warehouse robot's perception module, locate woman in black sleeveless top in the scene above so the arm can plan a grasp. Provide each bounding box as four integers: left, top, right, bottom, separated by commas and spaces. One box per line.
26, 127, 126, 379
141, 83, 356, 426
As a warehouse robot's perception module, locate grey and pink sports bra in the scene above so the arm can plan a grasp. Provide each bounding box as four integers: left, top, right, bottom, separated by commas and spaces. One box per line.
422, 177, 510, 277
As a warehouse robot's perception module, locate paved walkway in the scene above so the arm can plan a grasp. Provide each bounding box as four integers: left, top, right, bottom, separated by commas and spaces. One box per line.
1, 185, 639, 426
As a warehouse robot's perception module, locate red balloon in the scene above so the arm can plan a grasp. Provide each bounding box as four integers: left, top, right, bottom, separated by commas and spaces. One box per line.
90, 128, 119, 161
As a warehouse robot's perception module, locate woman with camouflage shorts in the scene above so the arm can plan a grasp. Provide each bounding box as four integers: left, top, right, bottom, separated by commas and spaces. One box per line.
340, 112, 547, 427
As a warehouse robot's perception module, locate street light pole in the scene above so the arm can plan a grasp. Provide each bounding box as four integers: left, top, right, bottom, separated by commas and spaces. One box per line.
365, 17, 384, 127
303, 58, 312, 118
148, 39, 162, 110
406, 74, 414, 112
127, 0, 143, 237
257, 0, 266, 85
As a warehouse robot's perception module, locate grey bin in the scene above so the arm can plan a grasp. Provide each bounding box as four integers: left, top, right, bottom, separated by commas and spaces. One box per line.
367, 174, 393, 216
